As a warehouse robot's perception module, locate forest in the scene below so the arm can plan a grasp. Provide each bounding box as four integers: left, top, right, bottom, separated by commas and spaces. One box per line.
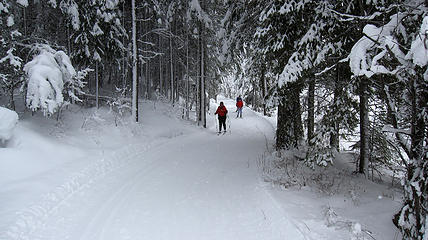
1, 0, 427, 239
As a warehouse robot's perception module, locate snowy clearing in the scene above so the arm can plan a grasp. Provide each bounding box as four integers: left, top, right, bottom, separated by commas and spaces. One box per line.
0, 97, 400, 239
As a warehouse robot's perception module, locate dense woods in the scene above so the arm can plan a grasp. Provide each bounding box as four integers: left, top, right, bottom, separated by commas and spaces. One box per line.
1, 0, 426, 238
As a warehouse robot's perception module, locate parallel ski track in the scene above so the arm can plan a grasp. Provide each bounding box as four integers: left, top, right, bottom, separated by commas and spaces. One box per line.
2, 139, 168, 240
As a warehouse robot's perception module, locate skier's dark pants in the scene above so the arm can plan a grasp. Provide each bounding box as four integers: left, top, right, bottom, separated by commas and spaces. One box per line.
218, 116, 226, 132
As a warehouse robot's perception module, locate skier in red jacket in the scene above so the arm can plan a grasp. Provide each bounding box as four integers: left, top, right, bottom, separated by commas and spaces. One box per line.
215, 102, 228, 133
236, 96, 243, 118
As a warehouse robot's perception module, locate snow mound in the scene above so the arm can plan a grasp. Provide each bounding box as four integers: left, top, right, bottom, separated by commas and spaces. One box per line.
0, 107, 18, 143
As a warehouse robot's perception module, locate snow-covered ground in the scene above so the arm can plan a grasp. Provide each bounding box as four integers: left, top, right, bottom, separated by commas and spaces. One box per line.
0, 97, 401, 239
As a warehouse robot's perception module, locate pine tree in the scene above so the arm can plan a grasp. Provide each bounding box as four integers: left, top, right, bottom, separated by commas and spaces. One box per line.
347, 1, 427, 237
0, 0, 26, 110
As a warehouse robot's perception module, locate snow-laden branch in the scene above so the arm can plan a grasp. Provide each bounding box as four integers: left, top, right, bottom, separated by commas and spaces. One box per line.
0, 48, 22, 68
24, 49, 76, 115
328, 8, 384, 22
382, 125, 411, 135
349, 13, 408, 78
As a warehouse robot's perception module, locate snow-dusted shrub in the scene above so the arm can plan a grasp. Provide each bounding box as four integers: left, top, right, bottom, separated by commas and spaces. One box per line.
23, 46, 76, 116
107, 86, 131, 126
324, 207, 370, 240
0, 106, 18, 144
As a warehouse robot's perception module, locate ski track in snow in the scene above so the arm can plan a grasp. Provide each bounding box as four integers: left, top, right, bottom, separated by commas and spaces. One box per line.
2, 98, 310, 240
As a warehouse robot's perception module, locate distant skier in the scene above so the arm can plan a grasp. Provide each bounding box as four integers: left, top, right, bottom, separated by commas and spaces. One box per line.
215, 101, 228, 133
236, 95, 243, 118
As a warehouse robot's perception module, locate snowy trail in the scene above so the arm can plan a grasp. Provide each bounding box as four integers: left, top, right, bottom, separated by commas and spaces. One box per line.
5, 99, 306, 240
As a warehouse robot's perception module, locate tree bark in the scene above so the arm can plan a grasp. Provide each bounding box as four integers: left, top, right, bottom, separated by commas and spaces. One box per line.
307, 77, 315, 145
96, 61, 99, 109
199, 23, 206, 128
158, 35, 162, 96
131, 0, 138, 122
170, 36, 174, 104
186, 28, 190, 120
261, 65, 267, 116
359, 77, 369, 174
330, 64, 341, 150
276, 81, 303, 149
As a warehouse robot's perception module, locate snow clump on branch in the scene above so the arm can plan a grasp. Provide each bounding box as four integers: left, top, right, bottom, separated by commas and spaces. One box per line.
24, 48, 76, 116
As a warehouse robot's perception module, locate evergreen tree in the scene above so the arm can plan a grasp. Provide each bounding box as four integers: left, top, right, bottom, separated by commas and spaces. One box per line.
0, 0, 26, 110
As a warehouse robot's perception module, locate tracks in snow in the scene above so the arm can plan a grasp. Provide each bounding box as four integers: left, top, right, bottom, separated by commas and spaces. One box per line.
3, 104, 307, 240
2, 139, 167, 240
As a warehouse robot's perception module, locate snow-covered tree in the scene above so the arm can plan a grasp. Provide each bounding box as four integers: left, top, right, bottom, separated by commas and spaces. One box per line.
24, 46, 77, 116
0, 0, 26, 110
60, 0, 125, 109
348, 2, 427, 238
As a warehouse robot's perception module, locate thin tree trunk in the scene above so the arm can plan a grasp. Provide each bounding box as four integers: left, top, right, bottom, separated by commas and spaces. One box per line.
276, 99, 287, 150
330, 64, 341, 150
23, 7, 27, 37
359, 77, 369, 174
122, 1, 126, 90
195, 31, 200, 122
9, 88, 15, 111
186, 28, 190, 120
147, 59, 151, 100
131, 0, 138, 122
96, 61, 99, 109
307, 77, 315, 145
261, 65, 267, 115
140, 58, 145, 98
170, 37, 174, 104
200, 31, 206, 128
158, 35, 162, 96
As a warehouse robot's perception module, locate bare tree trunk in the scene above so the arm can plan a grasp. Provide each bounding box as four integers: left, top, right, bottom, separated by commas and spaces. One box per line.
276, 81, 303, 149
307, 77, 315, 145
330, 64, 341, 151
170, 37, 174, 104
158, 34, 162, 96
23, 7, 27, 36
185, 28, 190, 120
195, 32, 200, 122
131, 0, 138, 122
9, 88, 15, 111
200, 29, 206, 128
96, 61, 99, 109
261, 65, 267, 115
122, 1, 127, 90
276, 99, 287, 150
147, 59, 151, 100
359, 77, 369, 174
140, 58, 145, 98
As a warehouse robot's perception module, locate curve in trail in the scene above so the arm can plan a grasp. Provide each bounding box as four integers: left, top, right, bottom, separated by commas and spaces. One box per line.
8, 99, 307, 240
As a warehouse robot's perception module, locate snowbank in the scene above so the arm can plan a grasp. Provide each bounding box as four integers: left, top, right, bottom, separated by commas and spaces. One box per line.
0, 107, 18, 143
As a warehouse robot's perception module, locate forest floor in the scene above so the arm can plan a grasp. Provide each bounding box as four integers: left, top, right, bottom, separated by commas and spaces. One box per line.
0, 96, 401, 239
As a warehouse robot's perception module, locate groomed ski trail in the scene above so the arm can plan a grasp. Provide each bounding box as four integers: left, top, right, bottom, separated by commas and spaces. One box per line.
5, 98, 307, 240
